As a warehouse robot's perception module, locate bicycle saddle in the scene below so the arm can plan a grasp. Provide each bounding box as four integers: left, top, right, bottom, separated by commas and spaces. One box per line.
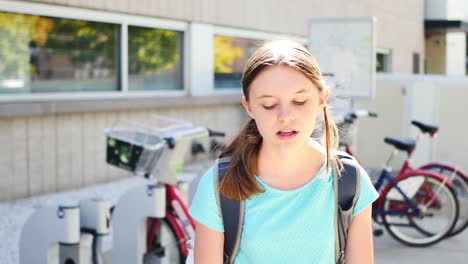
384, 137, 416, 154
411, 120, 439, 136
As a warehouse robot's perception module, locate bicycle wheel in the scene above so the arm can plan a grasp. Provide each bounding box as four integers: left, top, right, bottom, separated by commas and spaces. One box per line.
144, 219, 185, 264
423, 165, 468, 237
381, 173, 459, 247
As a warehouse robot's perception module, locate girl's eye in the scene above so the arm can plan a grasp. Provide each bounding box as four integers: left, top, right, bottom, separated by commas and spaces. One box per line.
294, 100, 307, 105
263, 105, 276, 110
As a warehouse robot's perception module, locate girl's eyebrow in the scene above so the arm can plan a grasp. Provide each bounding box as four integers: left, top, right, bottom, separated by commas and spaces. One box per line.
295, 89, 309, 94
256, 89, 310, 99
256, 94, 274, 99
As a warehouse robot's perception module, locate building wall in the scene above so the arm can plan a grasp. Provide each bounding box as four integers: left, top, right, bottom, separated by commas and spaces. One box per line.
446, 0, 466, 19
446, 32, 466, 75
28, 0, 425, 74
0, 0, 428, 201
425, 0, 467, 76
0, 103, 247, 201
424, 31, 466, 75
425, 0, 466, 20
353, 78, 406, 171
435, 81, 468, 170
355, 74, 468, 176
425, 33, 447, 74
4, 74, 468, 202
425, 0, 448, 19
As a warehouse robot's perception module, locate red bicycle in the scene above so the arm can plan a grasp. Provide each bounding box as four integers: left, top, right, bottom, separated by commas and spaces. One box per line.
410, 120, 468, 237
338, 110, 459, 246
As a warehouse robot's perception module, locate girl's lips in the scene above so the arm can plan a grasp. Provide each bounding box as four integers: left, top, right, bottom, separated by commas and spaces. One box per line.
276, 130, 299, 140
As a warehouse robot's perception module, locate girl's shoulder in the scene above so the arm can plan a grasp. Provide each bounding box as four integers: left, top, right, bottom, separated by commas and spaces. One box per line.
196, 166, 216, 191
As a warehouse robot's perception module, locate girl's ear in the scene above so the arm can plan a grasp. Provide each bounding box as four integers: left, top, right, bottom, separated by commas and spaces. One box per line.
319, 89, 329, 109
241, 96, 254, 119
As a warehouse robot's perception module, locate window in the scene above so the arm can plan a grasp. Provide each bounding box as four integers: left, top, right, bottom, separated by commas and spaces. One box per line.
376, 51, 391, 73
413, 52, 420, 74
0, 11, 119, 94
213, 35, 264, 89
128, 26, 183, 91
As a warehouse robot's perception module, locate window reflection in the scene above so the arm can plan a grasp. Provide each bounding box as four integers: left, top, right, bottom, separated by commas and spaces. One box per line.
214, 35, 263, 89
376, 52, 391, 73
128, 26, 183, 91
0, 12, 119, 94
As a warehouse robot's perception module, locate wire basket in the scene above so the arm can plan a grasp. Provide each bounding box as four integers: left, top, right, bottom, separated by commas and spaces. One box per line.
105, 115, 209, 184
105, 116, 191, 174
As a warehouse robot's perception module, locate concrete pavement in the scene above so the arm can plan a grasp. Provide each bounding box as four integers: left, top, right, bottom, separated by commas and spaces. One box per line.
374, 227, 468, 264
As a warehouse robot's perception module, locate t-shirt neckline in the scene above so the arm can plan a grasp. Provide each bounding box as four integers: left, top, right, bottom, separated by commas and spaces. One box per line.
254, 158, 328, 195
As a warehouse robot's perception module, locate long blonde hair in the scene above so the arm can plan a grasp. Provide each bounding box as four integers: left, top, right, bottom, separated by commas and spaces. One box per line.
219, 40, 340, 200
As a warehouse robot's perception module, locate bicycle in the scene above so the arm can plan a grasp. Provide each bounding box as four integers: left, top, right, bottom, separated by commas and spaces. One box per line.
410, 120, 468, 237
338, 110, 459, 247
102, 115, 225, 264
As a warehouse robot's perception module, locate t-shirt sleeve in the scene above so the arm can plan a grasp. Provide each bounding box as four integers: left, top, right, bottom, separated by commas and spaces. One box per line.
352, 165, 379, 216
189, 166, 224, 232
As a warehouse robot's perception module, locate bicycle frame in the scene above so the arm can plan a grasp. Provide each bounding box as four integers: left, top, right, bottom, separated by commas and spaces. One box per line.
411, 129, 468, 182
420, 163, 467, 177
372, 168, 423, 217
147, 184, 195, 257
344, 145, 452, 219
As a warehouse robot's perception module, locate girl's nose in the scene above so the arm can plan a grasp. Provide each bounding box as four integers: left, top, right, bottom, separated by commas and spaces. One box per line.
278, 105, 295, 122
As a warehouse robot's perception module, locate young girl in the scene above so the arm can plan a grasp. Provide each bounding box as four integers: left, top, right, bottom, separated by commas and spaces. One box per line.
189, 40, 379, 263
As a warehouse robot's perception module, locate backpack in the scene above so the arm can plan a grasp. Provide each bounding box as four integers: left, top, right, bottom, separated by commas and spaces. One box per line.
214, 152, 360, 264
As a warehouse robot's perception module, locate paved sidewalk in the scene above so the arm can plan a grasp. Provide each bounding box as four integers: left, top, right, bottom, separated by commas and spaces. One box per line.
374, 227, 468, 264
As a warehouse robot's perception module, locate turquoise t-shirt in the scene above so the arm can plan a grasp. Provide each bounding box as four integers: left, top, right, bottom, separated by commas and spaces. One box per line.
189, 159, 379, 263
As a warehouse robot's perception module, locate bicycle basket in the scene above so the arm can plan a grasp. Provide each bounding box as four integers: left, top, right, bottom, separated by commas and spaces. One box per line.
105, 116, 196, 177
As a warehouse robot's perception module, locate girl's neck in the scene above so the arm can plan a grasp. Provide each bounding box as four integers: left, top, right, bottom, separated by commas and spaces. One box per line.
257, 138, 325, 177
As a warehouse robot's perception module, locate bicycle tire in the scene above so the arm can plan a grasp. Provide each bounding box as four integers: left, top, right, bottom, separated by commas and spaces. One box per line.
381, 173, 459, 247
144, 219, 185, 264
423, 165, 468, 237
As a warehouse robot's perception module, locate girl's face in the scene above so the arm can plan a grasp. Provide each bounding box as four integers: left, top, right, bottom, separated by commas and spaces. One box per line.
242, 65, 328, 150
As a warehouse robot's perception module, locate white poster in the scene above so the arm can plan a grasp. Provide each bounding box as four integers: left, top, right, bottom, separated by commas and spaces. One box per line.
309, 17, 376, 99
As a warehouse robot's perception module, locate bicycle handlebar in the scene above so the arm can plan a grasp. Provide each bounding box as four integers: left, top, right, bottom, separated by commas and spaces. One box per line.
350, 109, 378, 119
341, 109, 378, 124
163, 127, 225, 149
207, 128, 226, 137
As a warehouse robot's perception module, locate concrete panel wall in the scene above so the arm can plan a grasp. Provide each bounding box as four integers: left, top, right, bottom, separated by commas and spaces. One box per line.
435, 83, 468, 172
355, 74, 468, 175
0, 103, 247, 201
353, 78, 406, 172
446, 32, 466, 75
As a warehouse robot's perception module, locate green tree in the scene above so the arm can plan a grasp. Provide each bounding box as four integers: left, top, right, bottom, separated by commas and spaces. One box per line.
128, 26, 179, 75
214, 36, 244, 73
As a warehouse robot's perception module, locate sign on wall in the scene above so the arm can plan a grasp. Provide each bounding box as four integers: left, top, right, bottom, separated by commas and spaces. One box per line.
309, 17, 376, 99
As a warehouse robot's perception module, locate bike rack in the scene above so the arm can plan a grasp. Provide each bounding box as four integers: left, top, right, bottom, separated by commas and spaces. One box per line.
106, 115, 209, 263
111, 180, 166, 264
78, 198, 111, 264
19, 205, 80, 264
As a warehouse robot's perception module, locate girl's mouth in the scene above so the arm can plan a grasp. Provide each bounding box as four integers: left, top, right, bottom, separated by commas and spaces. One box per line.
276, 130, 299, 140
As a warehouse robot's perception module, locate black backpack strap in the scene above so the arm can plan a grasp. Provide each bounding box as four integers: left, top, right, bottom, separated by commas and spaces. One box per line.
334, 153, 360, 263
215, 156, 244, 264
337, 154, 359, 210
